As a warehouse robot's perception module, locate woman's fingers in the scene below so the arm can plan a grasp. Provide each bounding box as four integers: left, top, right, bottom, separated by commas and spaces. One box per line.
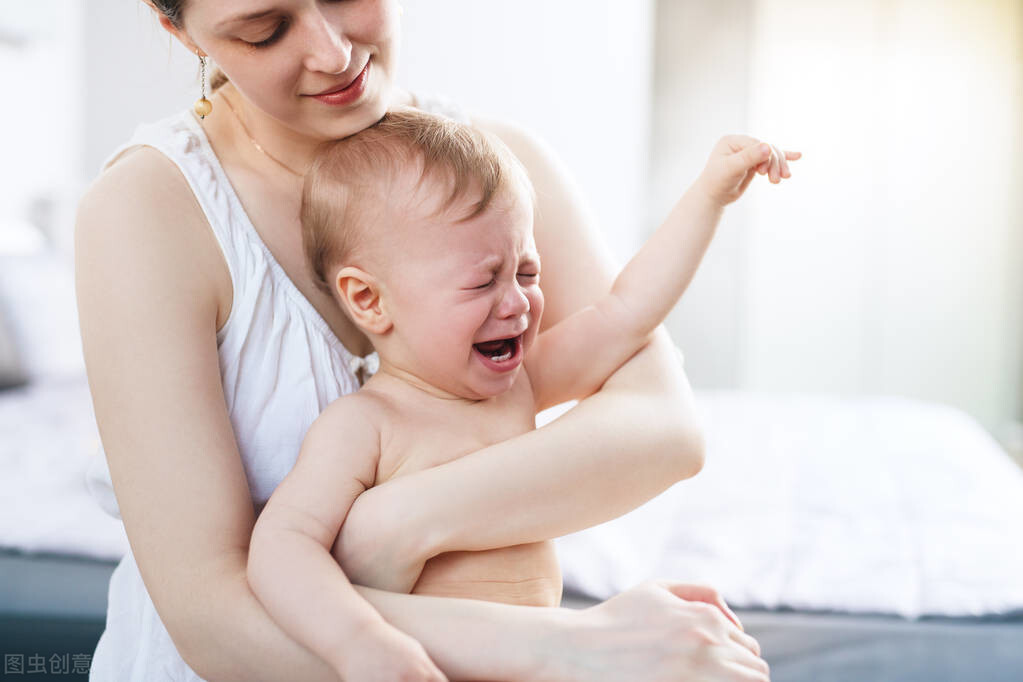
729, 626, 762, 657
721, 658, 771, 682
659, 582, 745, 631
724, 644, 771, 677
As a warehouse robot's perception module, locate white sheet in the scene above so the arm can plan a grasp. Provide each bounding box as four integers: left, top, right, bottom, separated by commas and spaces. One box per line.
0, 375, 128, 560
553, 391, 1023, 619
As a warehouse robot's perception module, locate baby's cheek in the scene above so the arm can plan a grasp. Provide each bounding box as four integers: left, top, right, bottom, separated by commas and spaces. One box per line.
528, 287, 545, 325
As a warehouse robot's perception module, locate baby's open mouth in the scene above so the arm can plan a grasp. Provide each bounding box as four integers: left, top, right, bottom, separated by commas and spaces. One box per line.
473, 335, 522, 363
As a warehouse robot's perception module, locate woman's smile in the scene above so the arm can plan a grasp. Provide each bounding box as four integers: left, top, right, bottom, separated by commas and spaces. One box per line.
305, 59, 371, 105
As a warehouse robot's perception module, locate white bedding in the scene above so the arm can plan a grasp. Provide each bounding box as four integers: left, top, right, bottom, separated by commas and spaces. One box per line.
0, 375, 128, 560
552, 391, 1023, 619
4, 379, 1023, 619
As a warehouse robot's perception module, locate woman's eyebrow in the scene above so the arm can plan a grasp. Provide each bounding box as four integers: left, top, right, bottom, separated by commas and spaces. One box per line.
216, 9, 279, 29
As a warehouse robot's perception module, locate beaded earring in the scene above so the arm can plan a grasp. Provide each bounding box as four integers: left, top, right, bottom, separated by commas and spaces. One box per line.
194, 51, 213, 119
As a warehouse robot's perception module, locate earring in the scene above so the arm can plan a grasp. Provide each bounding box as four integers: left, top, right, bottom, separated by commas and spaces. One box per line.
194, 51, 213, 119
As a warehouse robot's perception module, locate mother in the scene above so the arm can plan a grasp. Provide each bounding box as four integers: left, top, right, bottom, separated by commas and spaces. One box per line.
75, 1, 772, 680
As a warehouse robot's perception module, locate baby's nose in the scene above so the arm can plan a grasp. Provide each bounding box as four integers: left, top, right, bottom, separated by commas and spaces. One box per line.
497, 284, 530, 318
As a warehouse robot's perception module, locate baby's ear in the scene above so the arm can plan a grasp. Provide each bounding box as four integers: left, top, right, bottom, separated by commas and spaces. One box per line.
334, 266, 393, 335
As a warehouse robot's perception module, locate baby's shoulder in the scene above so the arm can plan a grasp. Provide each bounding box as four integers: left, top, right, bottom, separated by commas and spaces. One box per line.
314, 390, 392, 434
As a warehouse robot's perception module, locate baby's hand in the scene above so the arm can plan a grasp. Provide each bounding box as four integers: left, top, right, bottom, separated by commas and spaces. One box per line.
695, 135, 801, 208
335, 621, 448, 682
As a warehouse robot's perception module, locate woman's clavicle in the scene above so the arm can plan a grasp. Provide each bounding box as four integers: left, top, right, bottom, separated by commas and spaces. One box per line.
198, 110, 373, 356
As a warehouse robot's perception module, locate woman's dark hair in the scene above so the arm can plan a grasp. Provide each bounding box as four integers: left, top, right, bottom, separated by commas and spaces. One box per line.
150, 0, 185, 28
150, 0, 229, 90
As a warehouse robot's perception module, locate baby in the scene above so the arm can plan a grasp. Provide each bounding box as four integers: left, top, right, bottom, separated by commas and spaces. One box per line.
248, 108, 796, 679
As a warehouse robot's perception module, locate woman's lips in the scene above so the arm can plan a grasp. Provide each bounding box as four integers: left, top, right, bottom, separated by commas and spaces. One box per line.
307, 61, 370, 106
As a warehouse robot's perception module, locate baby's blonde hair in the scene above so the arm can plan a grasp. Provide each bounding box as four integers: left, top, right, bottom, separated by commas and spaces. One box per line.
301, 108, 533, 297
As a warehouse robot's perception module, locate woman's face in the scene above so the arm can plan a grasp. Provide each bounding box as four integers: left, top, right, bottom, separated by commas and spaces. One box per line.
173, 0, 401, 139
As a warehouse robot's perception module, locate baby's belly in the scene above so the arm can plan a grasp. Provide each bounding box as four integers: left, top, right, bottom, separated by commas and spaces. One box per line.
411, 540, 562, 607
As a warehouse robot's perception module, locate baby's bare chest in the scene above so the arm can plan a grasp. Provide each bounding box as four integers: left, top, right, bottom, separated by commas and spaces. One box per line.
373, 387, 537, 486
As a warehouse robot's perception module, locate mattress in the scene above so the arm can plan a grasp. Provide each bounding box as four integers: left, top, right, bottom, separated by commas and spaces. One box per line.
4, 549, 1022, 682
0, 549, 116, 679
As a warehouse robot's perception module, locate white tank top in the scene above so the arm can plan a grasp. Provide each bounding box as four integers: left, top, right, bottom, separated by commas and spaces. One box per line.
86, 94, 470, 682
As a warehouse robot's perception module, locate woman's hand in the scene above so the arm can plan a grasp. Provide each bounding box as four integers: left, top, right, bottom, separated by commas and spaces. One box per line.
549, 580, 770, 682
695, 135, 801, 208
336, 620, 448, 682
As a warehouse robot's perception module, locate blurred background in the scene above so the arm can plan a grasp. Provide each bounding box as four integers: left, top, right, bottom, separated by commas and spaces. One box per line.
2, 2, 1023, 679
2, 0, 1020, 452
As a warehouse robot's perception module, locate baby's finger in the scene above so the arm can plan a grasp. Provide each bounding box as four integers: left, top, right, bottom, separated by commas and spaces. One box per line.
769, 145, 781, 183
736, 143, 772, 173
781, 150, 802, 178
773, 145, 790, 179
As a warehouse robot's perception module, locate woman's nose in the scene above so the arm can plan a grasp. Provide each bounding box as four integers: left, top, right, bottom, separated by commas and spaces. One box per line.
302, 14, 352, 75
496, 283, 530, 319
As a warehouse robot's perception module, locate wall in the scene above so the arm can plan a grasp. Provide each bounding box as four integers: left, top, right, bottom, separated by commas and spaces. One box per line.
399, 0, 656, 258
652, 0, 1023, 434
648, 0, 755, 390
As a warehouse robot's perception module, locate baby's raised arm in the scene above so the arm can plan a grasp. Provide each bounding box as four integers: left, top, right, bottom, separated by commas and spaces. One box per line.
248, 396, 445, 681
526, 137, 800, 411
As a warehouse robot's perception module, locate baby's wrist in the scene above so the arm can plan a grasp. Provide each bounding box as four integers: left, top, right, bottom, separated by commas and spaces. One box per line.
690, 175, 728, 211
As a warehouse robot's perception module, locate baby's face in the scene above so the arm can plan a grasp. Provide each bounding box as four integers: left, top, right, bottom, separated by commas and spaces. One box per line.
381, 181, 543, 400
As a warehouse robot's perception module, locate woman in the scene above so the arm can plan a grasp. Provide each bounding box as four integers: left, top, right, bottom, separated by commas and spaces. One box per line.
76, 1, 777, 680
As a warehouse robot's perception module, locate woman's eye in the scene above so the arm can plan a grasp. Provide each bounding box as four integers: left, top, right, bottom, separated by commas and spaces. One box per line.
246, 21, 288, 48
517, 273, 539, 281
473, 279, 495, 290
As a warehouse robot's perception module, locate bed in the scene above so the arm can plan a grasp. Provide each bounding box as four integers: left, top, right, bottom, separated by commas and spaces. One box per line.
3, 249, 1023, 681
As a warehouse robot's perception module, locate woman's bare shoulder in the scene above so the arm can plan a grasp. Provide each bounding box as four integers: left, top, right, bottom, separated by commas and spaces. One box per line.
83, 144, 192, 209
469, 113, 616, 323
77, 144, 232, 327
469, 114, 556, 174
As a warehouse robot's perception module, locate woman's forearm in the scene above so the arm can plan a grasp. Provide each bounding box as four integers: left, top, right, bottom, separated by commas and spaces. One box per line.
180, 562, 341, 682
183, 560, 561, 682
352, 585, 569, 681
347, 327, 702, 559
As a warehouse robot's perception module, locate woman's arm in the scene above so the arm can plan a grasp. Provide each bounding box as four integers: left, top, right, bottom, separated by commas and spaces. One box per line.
335, 116, 704, 579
